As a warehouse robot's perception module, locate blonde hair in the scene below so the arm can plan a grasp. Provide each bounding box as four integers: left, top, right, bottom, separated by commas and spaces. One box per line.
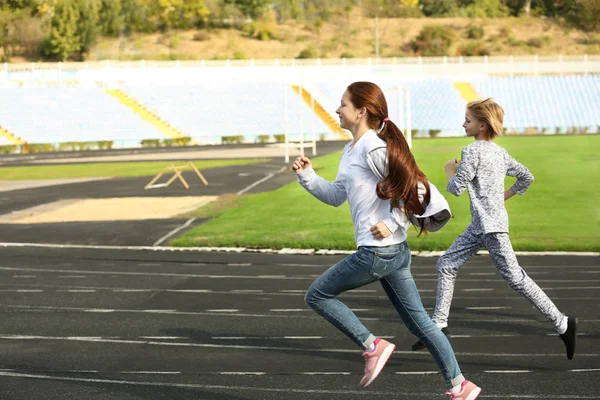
467, 98, 504, 139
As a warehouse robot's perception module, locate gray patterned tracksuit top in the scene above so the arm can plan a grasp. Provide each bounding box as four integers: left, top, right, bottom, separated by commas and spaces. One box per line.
448, 140, 534, 234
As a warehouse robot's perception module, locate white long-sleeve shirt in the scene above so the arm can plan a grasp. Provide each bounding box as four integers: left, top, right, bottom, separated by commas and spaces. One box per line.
297, 129, 451, 247
448, 140, 534, 234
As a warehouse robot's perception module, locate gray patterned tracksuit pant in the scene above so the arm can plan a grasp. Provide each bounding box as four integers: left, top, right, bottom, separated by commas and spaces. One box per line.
432, 224, 566, 332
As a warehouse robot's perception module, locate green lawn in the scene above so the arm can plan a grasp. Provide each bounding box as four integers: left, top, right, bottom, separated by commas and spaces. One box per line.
171, 135, 600, 252
0, 159, 269, 180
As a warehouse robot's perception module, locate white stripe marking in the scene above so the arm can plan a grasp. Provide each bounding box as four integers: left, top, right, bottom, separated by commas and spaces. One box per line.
570, 368, 600, 372
466, 306, 511, 310
206, 309, 239, 313
484, 370, 531, 373
220, 372, 265, 375
119, 371, 181, 375
394, 371, 438, 375
237, 168, 285, 195
153, 218, 197, 247
463, 288, 494, 292
1, 371, 598, 398
0, 335, 598, 358
12, 275, 36, 278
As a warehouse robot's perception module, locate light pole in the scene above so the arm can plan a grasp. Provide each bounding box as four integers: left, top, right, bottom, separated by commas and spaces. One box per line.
375, 13, 379, 58
375, 6, 382, 59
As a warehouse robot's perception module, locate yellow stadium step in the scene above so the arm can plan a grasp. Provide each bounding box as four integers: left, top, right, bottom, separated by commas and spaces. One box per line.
105, 89, 185, 140
454, 82, 479, 103
0, 125, 27, 147
291, 85, 349, 140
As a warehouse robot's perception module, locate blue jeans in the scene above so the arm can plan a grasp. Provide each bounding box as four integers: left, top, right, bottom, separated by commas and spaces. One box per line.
305, 242, 464, 388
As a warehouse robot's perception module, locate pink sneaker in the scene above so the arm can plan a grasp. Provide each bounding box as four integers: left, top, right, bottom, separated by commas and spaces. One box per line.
359, 338, 395, 388
445, 380, 482, 400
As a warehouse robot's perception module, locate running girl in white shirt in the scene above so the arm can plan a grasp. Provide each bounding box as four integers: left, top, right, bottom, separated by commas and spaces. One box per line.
292, 82, 481, 399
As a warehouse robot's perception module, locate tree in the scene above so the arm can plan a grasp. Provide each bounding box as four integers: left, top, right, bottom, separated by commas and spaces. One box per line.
76, 0, 100, 57
98, 0, 123, 36
0, 0, 39, 10
42, 0, 79, 60
225, 0, 271, 19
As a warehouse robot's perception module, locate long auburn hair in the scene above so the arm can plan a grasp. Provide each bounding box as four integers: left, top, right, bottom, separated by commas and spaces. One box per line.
346, 82, 430, 234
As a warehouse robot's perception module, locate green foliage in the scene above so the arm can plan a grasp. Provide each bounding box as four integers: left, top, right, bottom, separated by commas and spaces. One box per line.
460, 0, 509, 18
412, 25, 456, 56
42, 0, 80, 60
419, 0, 458, 16
98, 0, 123, 36
456, 40, 490, 55
297, 45, 317, 58
466, 24, 484, 39
556, 0, 600, 32
225, 0, 271, 19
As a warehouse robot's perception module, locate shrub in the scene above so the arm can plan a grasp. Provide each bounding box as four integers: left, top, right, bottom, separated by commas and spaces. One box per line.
429, 129, 441, 137
222, 135, 244, 144
466, 24, 485, 40
141, 139, 161, 147
257, 135, 270, 143
456, 40, 490, 56
412, 25, 456, 56
297, 46, 318, 59
273, 134, 285, 143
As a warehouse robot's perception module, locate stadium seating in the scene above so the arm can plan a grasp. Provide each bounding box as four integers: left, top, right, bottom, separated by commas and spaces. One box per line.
1, 74, 598, 147
472, 75, 600, 132
119, 82, 332, 142
0, 87, 165, 147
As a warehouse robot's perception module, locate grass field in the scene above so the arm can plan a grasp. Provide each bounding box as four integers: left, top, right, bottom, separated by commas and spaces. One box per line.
0, 159, 269, 180
171, 135, 600, 252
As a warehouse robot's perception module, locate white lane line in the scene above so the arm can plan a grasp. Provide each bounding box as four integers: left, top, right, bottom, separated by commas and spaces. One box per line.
119, 371, 181, 375
463, 288, 494, 292
228, 263, 251, 267
394, 371, 438, 375
469, 273, 497, 276
0, 266, 311, 280
465, 306, 512, 310
153, 218, 197, 247
182, 263, 206, 266
0, 334, 599, 358
12, 275, 36, 278
0, 289, 43, 293
57, 290, 97, 293
220, 372, 265, 375
1, 371, 598, 398
237, 168, 286, 196
137, 263, 162, 267
570, 369, 600, 372
300, 372, 351, 375
139, 336, 189, 340
212, 336, 323, 340
206, 309, 239, 313
484, 370, 531, 373
165, 290, 212, 293
230, 290, 263, 293
58, 276, 86, 279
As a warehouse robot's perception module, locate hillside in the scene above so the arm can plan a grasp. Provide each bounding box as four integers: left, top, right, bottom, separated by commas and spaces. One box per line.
88, 13, 599, 62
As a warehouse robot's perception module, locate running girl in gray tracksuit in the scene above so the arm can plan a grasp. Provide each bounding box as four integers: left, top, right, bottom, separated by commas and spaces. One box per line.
411, 98, 577, 360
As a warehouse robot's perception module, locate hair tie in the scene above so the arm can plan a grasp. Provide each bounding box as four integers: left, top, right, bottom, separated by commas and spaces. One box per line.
383, 117, 390, 122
